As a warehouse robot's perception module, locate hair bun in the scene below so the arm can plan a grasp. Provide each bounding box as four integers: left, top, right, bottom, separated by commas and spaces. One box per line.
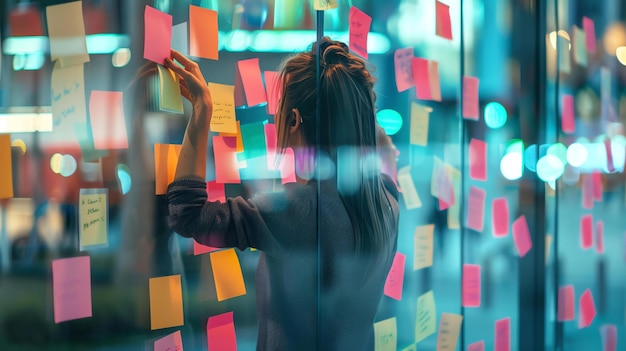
320, 41, 349, 67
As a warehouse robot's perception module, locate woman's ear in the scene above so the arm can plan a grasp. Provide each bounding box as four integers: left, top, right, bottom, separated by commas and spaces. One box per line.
290, 108, 302, 133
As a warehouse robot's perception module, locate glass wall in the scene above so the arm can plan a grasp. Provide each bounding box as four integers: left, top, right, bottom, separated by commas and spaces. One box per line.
0, 0, 624, 350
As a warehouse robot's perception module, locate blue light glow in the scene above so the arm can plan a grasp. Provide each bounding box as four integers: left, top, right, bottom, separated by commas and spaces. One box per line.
484, 102, 507, 129
117, 164, 132, 195
376, 109, 403, 135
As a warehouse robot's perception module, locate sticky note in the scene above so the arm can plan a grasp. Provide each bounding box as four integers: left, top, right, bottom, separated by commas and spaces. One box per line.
592, 171, 602, 201
52, 256, 92, 323
207, 311, 237, 351
241, 122, 267, 160
435, 1, 453, 40
582, 174, 593, 209
0, 135, 13, 199
397, 166, 422, 209
557, 285, 575, 321
578, 288, 596, 328
235, 58, 268, 107
46, 1, 89, 66
313, 0, 339, 10
414, 224, 434, 270
384, 252, 406, 301
154, 330, 183, 351
374, 317, 397, 351
213, 136, 241, 184
189, 6, 218, 60
79, 188, 108, 250
279, 147, 297, 184
466, 186, 486, 232
210, 248, 246, 301
415, 291, 436, 343
264, 71, 281, 115
349, 6, 371, 59
158, 65, 184, 114
413, 58, 431, 100
143, 6, 171, 65
494, 318, 510, 351
561, 94, 575, 134
447, 166, 462, 230
193, 240, 219, 256
9, 4, 44, 36
264, 123, 278, 169
149, 274, 184, 330
492, 197, 509, 237
468, 340, 485, 351
583, 17, 596, 52
154, 143, 182, 195
572, 25, 587, 66
428, 61, 442, 102
410, 102, 431, 146
172, 22, 189, 56
557, 35, 571, 74
463, 76, 480, 120
462, 264, 481, 307
401, 344, 417, 351
208, 83, 237, 134
596, 220, 605, 254
394, 48, 414, 92
512, 215, 532, 257
206, 180, 226, 203
436, 313, 462, 351
219, 121, 244, 153
600, 324, 617, 351
89, 91, 128, 149
469, 138, 487, 181
580, 214, 593, 250
437, 167, 454, 210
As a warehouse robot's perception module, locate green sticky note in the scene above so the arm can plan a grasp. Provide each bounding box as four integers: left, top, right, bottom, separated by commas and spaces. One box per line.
572, 25, 587, 67
240, 122, 266, 160
415, 290, 436, 343
157, 64, 184, 114
374, 317, 397, 351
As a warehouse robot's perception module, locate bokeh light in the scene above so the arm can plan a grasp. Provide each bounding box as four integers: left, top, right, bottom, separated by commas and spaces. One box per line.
524, 144, 538, 172
547, 143, 567, 164
11, 139, 26, 155
567, 142, 588, 167
537, 155, 565, 182
500, 140, 524, 180
548, 30, 571, 50
484, 102, 508, 129
117, 164, 132, 195
376, 109, 403, 135
59, 154, 77, 177
112, 48, 131, 67
50, 153, 62, 174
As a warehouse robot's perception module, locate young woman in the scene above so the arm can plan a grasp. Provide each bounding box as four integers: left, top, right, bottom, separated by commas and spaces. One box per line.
165, 37, 399, 350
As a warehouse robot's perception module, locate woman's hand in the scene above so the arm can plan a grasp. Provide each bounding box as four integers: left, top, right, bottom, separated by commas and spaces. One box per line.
164, 49, 213, 126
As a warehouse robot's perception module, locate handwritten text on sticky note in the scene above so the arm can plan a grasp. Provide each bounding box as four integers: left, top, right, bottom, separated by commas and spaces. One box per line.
79, 188, 108, 250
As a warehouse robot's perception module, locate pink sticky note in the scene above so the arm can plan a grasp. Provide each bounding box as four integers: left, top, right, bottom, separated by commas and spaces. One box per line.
592, 171, 602, 202
557, 285, 575, 321
213, 136, 241, 184
384, 252, 406, 301
207, 311, 237, 351
596, 220, 605, 254
492, 197, 509, 238
463, 76, 480, 120
494, 317, 511, 351
280, 147, 296, 184
583, 17, 596, 52
561, 94, 576, 134
436, 1, 453, 40
580, 214, 593, 250
264, 123, 278, 170
349, 6, 371, 59
468, 340, 485, 351
412, 58, 431, 100
144, 5, 172, 65
578, 288, 596, 329
235, 58, 267, 107
206, 180, 226, 203
428, 61, 441, 102
582, 174, 594, 209
466, 186, 486, 232
89, 91, 128, 150
394, 48, 414, 92
52, 256, 92, 323
469, 138, 487, 181
193, 240, 219, 256
462, 264, 481, 307
512, 215, 532, 257
600, 324, 617, 351
264, 71, 281, 115
154, 330, 183, 351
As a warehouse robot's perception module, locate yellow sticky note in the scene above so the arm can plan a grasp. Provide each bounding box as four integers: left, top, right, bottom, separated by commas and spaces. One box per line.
436, 313, 463, 351
401, 344, 417, 351
313, 0, 338, 10
154, 144, 182, 195
149, 275, 184, 330
208, 83, 237, 134
220, 120, 244, 152
410, 102, 431, 146
210, 248, 247, 301
414, 224, 434, 270
397, 166, 422, 209
158, 65, 184, 114
0, 135, 13, 199
415, 290, 436, 343
374, 317, 397, 351
45, 1, 89, 67
79, 188, 108, 250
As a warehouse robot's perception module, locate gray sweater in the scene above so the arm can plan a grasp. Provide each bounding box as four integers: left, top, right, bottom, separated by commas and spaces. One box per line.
167, 176, 399, 350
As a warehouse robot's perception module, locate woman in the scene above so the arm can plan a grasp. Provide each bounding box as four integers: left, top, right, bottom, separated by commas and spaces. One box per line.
165, 37, 399, 350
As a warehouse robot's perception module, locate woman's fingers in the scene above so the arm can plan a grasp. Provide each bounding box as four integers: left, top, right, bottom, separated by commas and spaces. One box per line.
170, 49, 199, 71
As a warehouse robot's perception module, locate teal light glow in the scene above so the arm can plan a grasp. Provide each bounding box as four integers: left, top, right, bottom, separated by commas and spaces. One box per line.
117, 164, 132, 195
500, 139, 524, 180
547, 143, 567, 164
524, 144, 538, 172
484, 102, 507, 129
566, 142, 587, 167
537, 155, 565, 182
376, 109, 403, 135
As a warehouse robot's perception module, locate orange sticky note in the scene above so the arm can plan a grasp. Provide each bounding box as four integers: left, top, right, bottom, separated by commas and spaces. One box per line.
0, 135, 13, 199
210, 248, 246, 301
557, 285, 575, 321
494, 317, 510, 351
466, 186, 485, 232
189, 6, 218, 60
348, 6, 371, 59
394, 48, 414, 92
207, 311, 237, 351
149, 274, 184, 330
512, 215, 532, 257
213, 136, 241, 184
235, 58, 267, 107
492, 197, 509, 237
561, 94, 575, 134
463, 76, 479, 120
462, 264, 481, 307
384, 252, 406, 301
143, 5, 171, 65
279, 147, 297, 184
578, 288, 596, 328
436, 1, 453, 40
469, 138, 487, 181
580, 214, 593, 250
264, 71, 281, 115
154, 143, 181, 195
89, 91, 128, 149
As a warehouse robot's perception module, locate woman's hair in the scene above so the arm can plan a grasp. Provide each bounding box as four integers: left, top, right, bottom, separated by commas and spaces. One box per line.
275, 37, 395, 260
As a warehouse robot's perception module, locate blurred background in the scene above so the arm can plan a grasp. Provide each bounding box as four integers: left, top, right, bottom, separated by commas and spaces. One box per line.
0, 0, 625, 350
